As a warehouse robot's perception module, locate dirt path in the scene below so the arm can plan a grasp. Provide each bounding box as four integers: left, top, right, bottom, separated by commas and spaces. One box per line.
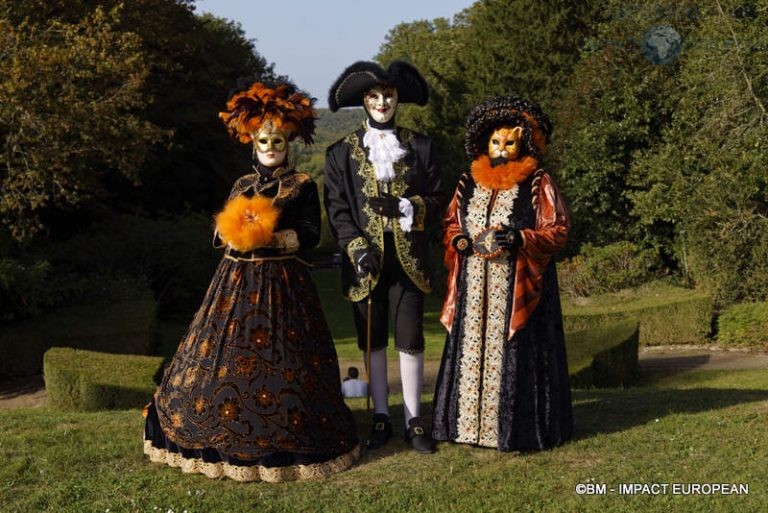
639, 345, 768, 371
0, 375, 46, 409
4, 347, 768, 410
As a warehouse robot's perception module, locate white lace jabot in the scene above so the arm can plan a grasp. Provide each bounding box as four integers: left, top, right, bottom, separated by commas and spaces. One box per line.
362, 123, 406, 183
361, 122, 414, 232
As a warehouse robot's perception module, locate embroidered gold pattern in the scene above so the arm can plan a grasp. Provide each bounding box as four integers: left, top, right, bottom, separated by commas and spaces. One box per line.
144, 440, 360, 483
213, 171, 309, 249
455, 181, 518, 447
346, 130, 382, 301
344, 127, 431, 299
409, 195, 427, 231
346, 236, 369, 261
273, 172, 311, 208
272, 229, 300, 253
388, 129, 431, 294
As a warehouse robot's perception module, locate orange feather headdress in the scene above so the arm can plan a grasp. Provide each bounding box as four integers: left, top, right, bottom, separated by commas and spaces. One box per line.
219, 82, 317, 144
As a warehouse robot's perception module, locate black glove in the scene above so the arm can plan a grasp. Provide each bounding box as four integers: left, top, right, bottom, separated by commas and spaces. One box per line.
369, 193, 404, 218
494, 225, 523, 250
451, 233, 473, 256
352, 249, 379, 278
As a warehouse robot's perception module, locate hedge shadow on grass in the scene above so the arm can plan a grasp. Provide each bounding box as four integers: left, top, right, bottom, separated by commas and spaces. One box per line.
571, 386, 768, 441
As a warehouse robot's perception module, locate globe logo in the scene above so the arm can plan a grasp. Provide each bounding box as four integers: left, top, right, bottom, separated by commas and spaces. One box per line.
642, 25, 682, 65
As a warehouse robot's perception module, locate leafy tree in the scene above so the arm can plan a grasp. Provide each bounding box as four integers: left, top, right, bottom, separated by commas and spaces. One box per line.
112, 7, 281, 215
629, 0, 768, 303
0, 0, 281, 242
377, 0, 607, 189
548, 0, 700, 255
0, 0, 286, 321
377, 15, 473, 184
0, 5, 164, 241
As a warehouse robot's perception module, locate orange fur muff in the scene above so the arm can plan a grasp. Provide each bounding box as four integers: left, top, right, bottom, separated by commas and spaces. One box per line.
215, 196, 280, 252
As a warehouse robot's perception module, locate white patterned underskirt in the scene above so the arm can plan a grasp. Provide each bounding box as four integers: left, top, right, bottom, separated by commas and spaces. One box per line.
455, 184, 518, 447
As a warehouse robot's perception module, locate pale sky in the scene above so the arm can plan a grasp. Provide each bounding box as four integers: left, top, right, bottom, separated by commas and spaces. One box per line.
194, 0, 475, 107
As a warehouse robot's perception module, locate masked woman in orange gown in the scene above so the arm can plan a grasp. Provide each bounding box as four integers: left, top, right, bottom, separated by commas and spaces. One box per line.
432, 97, 573, 452
143, 83, 359, 482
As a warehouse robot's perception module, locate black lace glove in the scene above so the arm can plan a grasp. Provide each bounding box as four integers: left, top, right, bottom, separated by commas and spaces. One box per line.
352, 249, 380, 278
494, 225, 523, 251
369, 193, 404, 218
451, 233, 473, 256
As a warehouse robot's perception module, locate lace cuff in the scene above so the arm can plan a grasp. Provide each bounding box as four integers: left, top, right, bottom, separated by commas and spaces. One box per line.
398, 198, 414, 233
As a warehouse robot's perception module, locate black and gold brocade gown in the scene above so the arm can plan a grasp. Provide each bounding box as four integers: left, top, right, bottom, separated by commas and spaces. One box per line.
144, 168, 360, 482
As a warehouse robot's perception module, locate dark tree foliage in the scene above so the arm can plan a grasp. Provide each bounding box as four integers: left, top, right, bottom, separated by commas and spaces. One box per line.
0, 0, 283, 320
0, 0, 280, 243
375, 0, 768, 305
377, 0, 608, 193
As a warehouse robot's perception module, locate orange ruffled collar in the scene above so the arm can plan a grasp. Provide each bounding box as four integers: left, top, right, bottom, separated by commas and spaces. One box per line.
470, 154, 539, 190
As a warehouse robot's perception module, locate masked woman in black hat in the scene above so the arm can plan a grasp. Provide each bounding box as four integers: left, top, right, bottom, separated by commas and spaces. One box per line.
324, 61, 445, 453
143, 82, 359, 482
432, 96, 573, 452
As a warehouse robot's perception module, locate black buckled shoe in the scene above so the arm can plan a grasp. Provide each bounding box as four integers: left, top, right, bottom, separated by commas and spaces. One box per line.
405, 417, 436, 454
367, 413, 392, 450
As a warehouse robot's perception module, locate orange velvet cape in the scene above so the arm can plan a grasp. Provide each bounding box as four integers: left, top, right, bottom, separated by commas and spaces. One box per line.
439, 170, 570, 340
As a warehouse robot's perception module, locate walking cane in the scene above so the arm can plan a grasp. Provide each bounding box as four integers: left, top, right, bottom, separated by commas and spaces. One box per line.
366, 277, 373, 412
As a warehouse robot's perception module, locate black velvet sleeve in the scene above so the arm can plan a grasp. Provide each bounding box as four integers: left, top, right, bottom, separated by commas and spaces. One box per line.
323, 144, 367, 251
420, 137, 446, 226
294, 180, 321, 251
407, 135, 446, 230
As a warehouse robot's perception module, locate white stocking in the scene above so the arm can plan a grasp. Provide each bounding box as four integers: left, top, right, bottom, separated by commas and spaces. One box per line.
399, 351, 424, 424
366, 348, 389, 416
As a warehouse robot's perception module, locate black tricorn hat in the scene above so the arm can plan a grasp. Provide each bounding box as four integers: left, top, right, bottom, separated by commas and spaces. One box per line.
328, 60, 429, 112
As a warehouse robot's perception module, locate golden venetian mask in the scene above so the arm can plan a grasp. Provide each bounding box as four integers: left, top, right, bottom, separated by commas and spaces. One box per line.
488, 125, 523, 160
253, 125, 288, 166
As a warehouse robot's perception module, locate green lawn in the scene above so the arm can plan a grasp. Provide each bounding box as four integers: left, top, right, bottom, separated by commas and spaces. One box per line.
2, 368, 767, 512
16, 269, 762, 511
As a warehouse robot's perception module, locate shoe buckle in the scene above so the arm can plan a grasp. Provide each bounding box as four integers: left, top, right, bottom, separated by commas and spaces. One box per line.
413, 426, 424, 435
375, 422, 386, 431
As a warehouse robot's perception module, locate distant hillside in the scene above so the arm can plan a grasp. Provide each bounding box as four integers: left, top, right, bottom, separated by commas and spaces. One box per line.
292, 108, 365, 179
316, 107, 365, 134
291, 108, 365, 250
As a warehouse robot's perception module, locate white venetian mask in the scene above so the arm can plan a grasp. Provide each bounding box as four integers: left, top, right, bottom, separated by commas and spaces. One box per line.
364, 85, 398, 124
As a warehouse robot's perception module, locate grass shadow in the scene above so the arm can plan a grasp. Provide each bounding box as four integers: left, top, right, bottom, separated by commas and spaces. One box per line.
571, 386, 768, 441
343, 398, 435, 464
639, 354, 711, 371
0, 375, 45, 399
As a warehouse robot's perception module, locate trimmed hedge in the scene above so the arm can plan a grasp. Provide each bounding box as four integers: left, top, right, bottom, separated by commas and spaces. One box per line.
567, 320, 640, 388
558, 241, 659, 297
0, 299, 157, 379
561, 281, 712, 346
44, 347, 164, 411
717, 301, 768, 348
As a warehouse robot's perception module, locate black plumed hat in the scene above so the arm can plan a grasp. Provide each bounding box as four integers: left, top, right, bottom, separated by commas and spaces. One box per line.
464, 96, 553, 160
328, 60, 429, 112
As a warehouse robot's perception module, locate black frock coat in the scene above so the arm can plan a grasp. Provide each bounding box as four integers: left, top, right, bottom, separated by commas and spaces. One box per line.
323, 125, 445, 301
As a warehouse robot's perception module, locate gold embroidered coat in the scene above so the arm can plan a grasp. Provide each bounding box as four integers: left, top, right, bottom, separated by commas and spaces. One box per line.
323, 125, 445, 301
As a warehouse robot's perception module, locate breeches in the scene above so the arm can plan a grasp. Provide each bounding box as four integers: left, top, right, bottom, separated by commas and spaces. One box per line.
352, 233, 425, 354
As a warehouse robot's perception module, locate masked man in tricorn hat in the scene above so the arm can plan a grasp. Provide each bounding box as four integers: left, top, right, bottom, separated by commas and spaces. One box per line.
324, 61, 444, 453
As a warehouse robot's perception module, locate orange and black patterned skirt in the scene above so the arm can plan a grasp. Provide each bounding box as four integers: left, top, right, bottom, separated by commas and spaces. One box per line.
144, 256, 359, 482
